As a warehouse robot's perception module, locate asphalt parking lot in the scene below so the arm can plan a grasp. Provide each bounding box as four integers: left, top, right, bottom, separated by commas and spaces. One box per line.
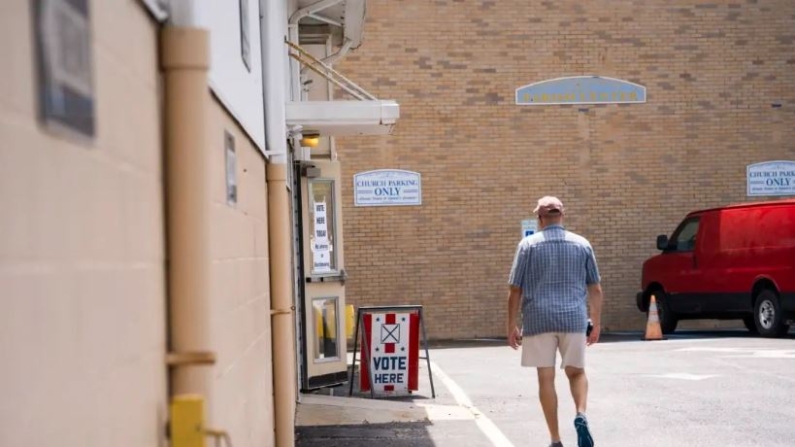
298, 330, 795, 447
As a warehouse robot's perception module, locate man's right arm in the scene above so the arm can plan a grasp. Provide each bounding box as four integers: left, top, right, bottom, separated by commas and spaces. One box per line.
507, 286, 523, 349
507, 241, 529, 348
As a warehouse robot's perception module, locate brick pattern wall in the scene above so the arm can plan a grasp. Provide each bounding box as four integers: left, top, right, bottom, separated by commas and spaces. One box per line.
335, 0, 795, 339
0, 1, 167, 445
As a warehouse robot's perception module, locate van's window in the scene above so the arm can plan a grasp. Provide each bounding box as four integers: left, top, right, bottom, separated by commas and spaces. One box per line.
670, 217, 700, 252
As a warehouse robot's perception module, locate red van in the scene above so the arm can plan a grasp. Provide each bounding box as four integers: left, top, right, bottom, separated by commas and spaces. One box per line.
637, 199, 795, 338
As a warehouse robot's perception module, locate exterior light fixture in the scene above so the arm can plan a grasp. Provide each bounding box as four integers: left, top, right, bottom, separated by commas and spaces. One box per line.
301, 134, 320, 148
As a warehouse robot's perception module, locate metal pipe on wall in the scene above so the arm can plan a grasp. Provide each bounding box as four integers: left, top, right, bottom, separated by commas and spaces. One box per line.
161, 26, 215, 403
261, 1, 298, 446
262, 0, 289, 163
267, 164, 297, 447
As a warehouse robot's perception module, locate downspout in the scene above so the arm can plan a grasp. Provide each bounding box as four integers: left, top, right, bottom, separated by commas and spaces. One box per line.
261, 1, 297, 446
161, 22, 215, 408
266, 164, 296, 447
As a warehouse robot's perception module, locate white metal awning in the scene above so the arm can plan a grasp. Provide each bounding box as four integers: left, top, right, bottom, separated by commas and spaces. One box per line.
295, 0, 366, 49
285, 40, 400, 136
286, 100, 399, 136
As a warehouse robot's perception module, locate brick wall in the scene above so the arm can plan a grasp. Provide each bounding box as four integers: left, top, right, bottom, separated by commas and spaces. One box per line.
335, 0, 795, 339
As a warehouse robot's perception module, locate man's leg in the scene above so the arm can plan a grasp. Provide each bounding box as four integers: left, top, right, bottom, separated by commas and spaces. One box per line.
564, 366, 588, 414
559, 333, 588, 411
522, 334, 560, 444
537, 367, 561, 443
560, 334, 593, 447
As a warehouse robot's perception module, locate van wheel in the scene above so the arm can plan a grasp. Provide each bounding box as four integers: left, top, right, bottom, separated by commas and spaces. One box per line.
648, 289, 678, 334
754, 289, 790, 338
743, 316, 758, 334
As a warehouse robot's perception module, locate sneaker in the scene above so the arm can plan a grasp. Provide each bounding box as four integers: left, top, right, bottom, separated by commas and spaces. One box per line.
548, 442, 564, 447
574, 414, 594, 447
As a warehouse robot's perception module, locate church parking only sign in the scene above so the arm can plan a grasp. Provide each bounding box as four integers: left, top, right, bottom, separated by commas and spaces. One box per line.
360, 312, 420, 394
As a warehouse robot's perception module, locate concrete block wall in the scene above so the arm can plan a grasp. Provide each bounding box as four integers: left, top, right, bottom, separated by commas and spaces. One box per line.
335, 0, 795, 338
0, 1, 167, 445
207, 96, 275, 447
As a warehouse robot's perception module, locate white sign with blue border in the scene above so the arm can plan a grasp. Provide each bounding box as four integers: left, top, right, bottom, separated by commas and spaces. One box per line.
521, 219, 538, 238
516, 76, 646, 106
747, 161, 795, 197
354, 170, 422, 207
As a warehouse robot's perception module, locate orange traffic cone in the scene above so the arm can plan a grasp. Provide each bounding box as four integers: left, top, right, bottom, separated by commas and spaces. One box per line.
642, 295, 666, 341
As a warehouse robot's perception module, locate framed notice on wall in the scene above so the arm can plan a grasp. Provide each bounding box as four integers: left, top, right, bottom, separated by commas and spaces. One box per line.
34, 0, 96, 140
353, 170, 422, 207
225, 132, 237, 206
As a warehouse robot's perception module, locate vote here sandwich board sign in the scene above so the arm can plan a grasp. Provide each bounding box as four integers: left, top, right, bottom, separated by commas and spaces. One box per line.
359, 312, 420, 394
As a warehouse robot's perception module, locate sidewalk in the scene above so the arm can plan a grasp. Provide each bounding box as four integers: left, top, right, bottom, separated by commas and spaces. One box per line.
295, 352, 492, 447
296, 397, 487, 447
295, 393, 429, 447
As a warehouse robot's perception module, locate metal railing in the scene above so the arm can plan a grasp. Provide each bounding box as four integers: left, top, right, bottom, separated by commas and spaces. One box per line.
286, 40, 377, 101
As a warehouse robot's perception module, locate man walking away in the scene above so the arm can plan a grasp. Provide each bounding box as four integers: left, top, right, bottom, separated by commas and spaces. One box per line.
506, 196, 604, 447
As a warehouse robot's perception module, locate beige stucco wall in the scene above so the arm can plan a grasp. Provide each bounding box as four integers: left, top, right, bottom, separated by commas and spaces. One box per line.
207, 95, 275, 447
0, 1, 167, 446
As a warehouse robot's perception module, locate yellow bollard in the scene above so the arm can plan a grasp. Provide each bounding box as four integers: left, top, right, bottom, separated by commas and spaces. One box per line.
170, 395, 206, 447
346, 304, 355, 339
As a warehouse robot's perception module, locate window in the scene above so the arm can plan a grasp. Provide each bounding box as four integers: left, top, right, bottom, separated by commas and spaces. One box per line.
34, 0, 96, 139
669, 217, 700, 252
312, 297, 339, 360
239, 0, 251, 71
309, 180, 337, 274
225, 131, 237, 206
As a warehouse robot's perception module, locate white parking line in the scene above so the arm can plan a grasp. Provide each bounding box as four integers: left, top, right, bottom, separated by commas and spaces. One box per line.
430, 361, 516, 447
645, 373, 719, 381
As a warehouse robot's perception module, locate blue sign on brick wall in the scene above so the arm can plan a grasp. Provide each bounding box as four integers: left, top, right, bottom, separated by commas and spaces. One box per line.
515, 76, 646, 106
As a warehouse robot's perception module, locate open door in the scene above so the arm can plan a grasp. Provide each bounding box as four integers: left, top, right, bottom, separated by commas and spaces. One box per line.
299, 159, 348, 390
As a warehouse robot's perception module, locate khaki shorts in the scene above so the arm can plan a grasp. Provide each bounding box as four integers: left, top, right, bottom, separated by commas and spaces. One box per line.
521, 332, 586, 369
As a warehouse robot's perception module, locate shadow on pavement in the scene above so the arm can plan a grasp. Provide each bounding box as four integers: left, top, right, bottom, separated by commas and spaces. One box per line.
296, 422, 436, 447
598, 329, 795, 343
421, 330, 795, 349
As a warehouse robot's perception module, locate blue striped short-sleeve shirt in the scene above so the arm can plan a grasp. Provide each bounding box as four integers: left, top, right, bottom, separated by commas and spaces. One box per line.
508, 224, 601, 336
